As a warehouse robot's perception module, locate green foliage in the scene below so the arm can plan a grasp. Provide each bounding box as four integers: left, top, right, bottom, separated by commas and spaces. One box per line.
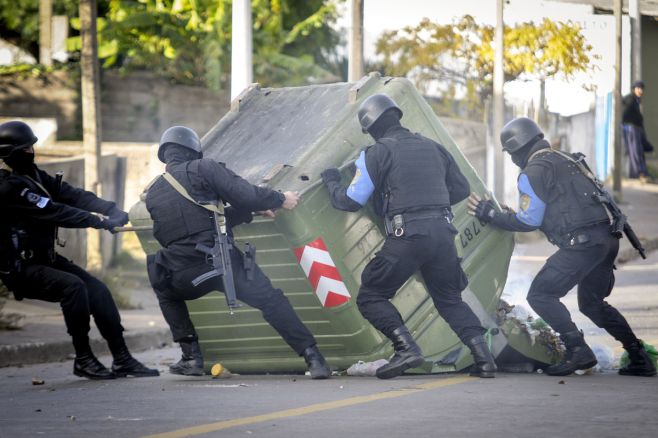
1, 0, 342, 89
0, 0, 83, 57
375, 16, 595, 118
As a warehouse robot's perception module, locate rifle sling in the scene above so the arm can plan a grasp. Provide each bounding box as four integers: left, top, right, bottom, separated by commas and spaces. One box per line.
161, 172, 227, 230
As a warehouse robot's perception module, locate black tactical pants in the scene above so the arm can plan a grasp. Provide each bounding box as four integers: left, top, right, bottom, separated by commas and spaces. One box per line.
149, 246, 316, 355
357, 218, 485, 342
527, 224, 639, 347
0, 254, 124, 346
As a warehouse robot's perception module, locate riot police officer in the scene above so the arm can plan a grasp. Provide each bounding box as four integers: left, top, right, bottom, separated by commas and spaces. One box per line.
0, 120, 159, 380
145, 126, 331, 379
320, 94, 496, 379
468, 117, 656, 377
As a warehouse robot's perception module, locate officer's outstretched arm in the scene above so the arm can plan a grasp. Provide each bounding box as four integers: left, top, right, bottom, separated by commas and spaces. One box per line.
321, 151, 374, 212
467, 192, 538, 232
321, 168, 362, 212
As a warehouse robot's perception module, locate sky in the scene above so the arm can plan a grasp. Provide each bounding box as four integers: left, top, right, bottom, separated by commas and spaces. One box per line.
335, 0, 630, 116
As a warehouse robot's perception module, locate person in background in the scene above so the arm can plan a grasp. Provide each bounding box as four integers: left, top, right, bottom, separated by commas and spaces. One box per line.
622, 80, 654, 183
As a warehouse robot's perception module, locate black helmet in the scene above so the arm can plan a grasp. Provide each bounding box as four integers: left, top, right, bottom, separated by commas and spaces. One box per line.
0, 121, 38, 159
157, 126, 202, 163
500, 117, 544, 153
357, 94, 403, 133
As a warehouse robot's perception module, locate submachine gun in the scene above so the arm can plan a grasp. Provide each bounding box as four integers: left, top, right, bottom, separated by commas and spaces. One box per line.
193, 208, 240, 314
161, 172, 240, 314
555, 150, 646, 259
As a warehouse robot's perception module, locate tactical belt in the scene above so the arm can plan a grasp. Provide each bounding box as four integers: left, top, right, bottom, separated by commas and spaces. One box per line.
550, 221, 610, 248
385, 207, 453, 237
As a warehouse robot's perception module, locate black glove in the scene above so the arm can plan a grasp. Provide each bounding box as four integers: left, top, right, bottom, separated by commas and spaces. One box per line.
108, 208, 129, 226
472, 200, 497, 223
98, 217, 123, 234
321, 168, 341, 184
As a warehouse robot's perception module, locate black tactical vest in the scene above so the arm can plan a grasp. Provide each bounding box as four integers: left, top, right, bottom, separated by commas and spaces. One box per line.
377, 133, 451, 215
145, 162, 215, 248
527, 151, 609, 240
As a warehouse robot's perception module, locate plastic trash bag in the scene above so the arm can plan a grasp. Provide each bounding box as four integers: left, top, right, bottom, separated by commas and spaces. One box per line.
346, 359, 389, 376
590, 344, 614, 371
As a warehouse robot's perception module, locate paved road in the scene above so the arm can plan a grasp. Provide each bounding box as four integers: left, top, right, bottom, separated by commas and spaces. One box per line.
1, 359, 657, 438
1, 243, 657, 438
2, 155, 657, 437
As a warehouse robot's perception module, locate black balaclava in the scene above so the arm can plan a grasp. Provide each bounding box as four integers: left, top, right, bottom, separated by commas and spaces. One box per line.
4, 148, 35, 174
510, 137, 550, 168
367, 109, 402, 141
163, 144, 202, 166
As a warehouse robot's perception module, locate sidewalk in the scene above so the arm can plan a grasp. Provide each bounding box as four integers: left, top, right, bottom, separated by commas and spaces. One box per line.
1, 179, 657, 368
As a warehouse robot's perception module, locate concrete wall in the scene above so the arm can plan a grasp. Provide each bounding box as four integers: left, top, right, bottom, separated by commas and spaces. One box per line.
641, 16, 658, 149
38, 155, 127, 270
0, 71, 230, 142
0, 71, 79, 139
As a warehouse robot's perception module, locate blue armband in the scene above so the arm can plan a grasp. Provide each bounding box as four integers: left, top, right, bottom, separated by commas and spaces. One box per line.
346, 151, 375, 206
515, 173, 546, 227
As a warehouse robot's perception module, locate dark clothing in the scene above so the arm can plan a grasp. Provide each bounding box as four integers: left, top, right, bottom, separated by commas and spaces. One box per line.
0, 165, 124, 350
623, 124, 649, 178
0, 166, 112, 270
523, 149, 609, 243
145, 150, 317, 353
365, 126, 469, 215
622, 93, 650, 178
148, 247, 314, 354
527, 224, 637, 347
146, 157, 284, 271
0, 254, 124, 343
495, 146, 639, 347
325, 125, 484, 342
622, 94, 643, 127
357, 218, 483, 341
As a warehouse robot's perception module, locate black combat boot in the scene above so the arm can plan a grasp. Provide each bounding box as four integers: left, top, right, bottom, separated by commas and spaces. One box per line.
170, 340, 204, 376
109, 339, 160, 378
72, 335, 115, 380
74, 353, 116, 380
302, 345, 331, 379
545, 330, 597, 376
619, 341, 657, 377
375, 326, 424, 380
465, 335, 497, 378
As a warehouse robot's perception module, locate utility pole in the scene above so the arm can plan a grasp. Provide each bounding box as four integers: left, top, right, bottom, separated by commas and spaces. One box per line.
231, 0, 253, 100
79, 0, 103, 271
39, 0, 53, 66
348, 0, 364, 82
492, 0, 505, 201
613, 0, 623, 199
629, 0, 642, 82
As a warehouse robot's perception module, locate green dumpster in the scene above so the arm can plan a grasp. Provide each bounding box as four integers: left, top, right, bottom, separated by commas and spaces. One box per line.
130, 73, 557, 374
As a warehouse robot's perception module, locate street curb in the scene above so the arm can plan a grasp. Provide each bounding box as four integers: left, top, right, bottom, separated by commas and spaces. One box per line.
0, 328, 171, 368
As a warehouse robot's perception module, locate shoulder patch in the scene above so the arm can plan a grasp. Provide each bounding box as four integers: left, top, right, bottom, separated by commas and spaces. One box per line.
21, 188, 50, 208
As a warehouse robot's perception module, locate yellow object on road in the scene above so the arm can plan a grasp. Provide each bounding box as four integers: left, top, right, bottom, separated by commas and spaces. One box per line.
210, 363, 224, 377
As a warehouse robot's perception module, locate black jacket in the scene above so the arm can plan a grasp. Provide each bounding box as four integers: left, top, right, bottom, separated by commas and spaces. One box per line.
145, 149, 285, 270
622, 94, 644, 128
326, 126, 469, 215
0, 166, 114, 267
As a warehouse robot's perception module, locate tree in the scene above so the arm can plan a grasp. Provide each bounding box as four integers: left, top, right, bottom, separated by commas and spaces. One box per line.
374, 16, 595, 118
73, 0, 342, 89
1, 0, 343, 89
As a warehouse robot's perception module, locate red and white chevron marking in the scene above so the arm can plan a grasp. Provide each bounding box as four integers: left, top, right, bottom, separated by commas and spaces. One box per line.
293, 237, 350, 308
